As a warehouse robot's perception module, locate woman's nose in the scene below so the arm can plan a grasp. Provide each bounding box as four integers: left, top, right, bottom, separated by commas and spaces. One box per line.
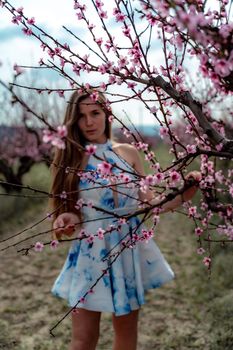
85, 116, 93, 126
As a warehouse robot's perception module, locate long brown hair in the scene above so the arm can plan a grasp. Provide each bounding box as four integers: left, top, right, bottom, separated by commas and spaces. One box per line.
49, 89, 112, 222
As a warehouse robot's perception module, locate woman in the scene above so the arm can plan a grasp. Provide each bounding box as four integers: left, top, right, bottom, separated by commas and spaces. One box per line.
50, 89, 200, 350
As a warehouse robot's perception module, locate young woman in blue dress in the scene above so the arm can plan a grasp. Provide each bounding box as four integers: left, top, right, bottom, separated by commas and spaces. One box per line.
50, 89, 201, 350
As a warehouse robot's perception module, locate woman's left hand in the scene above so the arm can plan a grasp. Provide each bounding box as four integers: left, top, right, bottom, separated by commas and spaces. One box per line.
182, 170, 202, 202
185, 170, 202, 183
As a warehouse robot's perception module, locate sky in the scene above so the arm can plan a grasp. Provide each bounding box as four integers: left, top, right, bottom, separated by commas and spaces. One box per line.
0, 0, 170, 128
2, 0, 224, 130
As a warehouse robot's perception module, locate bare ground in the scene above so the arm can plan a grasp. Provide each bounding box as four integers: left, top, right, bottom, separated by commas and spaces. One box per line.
0, 209, 215, 350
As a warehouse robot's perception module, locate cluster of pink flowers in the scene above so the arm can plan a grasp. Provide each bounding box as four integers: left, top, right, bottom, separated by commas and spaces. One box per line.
85, 144, 97, 155
97, 228, 105, 240
34, 240, 59, 252
97, 161, 112, 175
141, 229, 154, 243
42, 125, 68, 150
143, 0, 233, 92
75, 198, 85, 210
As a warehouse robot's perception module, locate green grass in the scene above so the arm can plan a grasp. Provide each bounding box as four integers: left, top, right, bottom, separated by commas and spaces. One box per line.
0, 162, 50, 233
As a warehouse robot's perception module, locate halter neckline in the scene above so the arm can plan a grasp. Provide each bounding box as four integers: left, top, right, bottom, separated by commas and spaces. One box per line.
85, 139, 112, 150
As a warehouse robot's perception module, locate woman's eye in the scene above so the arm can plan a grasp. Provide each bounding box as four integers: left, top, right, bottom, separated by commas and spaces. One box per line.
93, 111, 100, 116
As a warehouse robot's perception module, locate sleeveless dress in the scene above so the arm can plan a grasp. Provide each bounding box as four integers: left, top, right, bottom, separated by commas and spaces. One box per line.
51, 139, 174, 316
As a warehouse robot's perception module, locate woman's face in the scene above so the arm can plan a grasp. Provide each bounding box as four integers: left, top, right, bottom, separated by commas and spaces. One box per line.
77, 96, 107, 143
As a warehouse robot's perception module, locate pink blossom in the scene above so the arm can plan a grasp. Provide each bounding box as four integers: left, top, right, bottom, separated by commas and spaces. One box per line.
170, 170, 181, 183
142, 229, 153, 242
118, 56, 129, 69
85, 144, 97, 155
74, 2, 86, 10
42, 129, 53, 143
154, 172, 165, 183
54, 47, 62, 55
99, 10, 107, 19
98, 64, 107, 74
60, 58, 66, 68
50, 240, 59, 249
122, 26, 131, 37
216, 143, 223, 151
203, 256, 211, 267
229, 185, 233, 198
60, 191, 67, 199
108, 115, 114, 123
78, 228, 87, 238
75, 198, 84, 210
127, 81, 137, 89
215, 170, 224, 184
153, 215, 160, 225
16, 6, 24, 14
145, 151, 155, 161
115, 11, 126, 22
97, 161, 112, 175
73, 63, 81, 76
214, 59, 231, 77
109, 75, 116, 84
87, 234, 94, 243
150, 106, 158, 113
144, 175, 156, 186
118, 218, 126, 225
197, 247, 205, 255
27, 17, 35, 25
13, 63, 24, 75
22, 28, 33, 36
195, 227, 203, 236
227, 206, 232, 217
40, 43, 46, 51
186, 144, 197, 154
95, 37, 103, 46
123, 128, 131, 138
76, 12, 84, 20
57, 90, 64, 98
219, 23, 232, 39
160, 126, 169, 137
97, 228, 105, 240
34, 242, 44, 252
90, 91, 99, 102
46, 212, 53, 221
57, 125, 67, 138
87, 200, 93, 208
48, 49, 55, 59
12, 15, 22, 25
95, 0, 104, 8
188, 206, 197, 217
51, 137, 66, 149
100, 82, 106, 90
135, 142, 148, 151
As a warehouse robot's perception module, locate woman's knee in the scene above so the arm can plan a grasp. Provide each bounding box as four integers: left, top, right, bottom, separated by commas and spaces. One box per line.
112, 309, 139, 335
71, 308, 101, 349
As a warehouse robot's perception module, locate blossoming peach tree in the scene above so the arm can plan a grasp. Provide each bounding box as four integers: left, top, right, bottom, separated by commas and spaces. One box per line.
0, 0, 232, 333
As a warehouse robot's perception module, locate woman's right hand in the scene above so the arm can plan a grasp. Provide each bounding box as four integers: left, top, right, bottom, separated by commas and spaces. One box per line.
52, 212, 80, 240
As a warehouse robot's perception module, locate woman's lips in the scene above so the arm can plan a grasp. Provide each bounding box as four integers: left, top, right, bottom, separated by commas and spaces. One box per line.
86, 130, 97, 134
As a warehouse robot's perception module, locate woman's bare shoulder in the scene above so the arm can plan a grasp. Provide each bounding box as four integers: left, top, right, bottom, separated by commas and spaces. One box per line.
111, 141, 138, 168
111, 140, 136, 153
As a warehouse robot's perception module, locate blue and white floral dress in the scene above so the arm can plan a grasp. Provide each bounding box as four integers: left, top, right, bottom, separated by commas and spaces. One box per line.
51, 139, 174, 316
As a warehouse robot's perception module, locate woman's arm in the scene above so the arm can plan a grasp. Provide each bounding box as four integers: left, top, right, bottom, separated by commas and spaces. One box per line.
130, 146, 200, 213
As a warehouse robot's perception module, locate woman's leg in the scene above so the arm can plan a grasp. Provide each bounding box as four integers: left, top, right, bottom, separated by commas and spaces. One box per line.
69, 308, 101, 350
112, 309, 139, 350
